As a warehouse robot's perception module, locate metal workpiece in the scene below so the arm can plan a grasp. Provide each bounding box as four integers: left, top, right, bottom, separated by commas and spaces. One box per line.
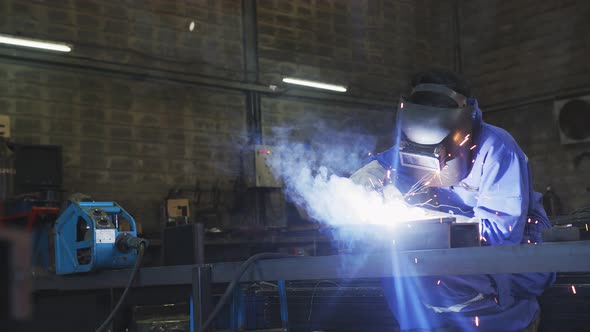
334, 218, 480, 251
35, 241, 590, 291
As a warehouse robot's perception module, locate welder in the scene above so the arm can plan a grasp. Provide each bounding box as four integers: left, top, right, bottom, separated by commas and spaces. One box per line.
350, 69, 554, 332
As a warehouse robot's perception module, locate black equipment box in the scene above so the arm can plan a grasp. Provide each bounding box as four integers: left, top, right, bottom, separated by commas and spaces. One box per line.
12, 143, 62, 194
162, 223, 204, 266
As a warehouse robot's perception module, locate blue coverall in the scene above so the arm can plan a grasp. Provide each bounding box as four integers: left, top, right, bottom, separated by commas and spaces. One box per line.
373, 99, 555, 331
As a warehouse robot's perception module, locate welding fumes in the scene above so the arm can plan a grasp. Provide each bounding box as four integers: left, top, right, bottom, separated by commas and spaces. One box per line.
265, 135, 433, 240
264, 84, 480, 237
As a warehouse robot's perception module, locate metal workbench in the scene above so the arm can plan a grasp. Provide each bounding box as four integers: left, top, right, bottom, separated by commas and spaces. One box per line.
33, 241, 590, 331
35, 241, 590, 290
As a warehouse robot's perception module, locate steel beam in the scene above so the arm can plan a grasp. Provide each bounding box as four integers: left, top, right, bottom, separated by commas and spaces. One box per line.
192, 265, 212, 332
242, 0, 258, 83
212, 241, 590, 282
35, 241, 590, 291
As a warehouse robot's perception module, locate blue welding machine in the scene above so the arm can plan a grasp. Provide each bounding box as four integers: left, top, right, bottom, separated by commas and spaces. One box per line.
54, 201, 142, 275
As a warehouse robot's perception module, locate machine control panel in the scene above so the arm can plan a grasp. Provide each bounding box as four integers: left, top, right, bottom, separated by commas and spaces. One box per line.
243, 145, 283, 188
87, 208, 114, 228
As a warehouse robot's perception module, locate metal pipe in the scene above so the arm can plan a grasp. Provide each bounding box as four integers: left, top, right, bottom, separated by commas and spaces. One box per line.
0, 48, 395, 109
482, 85, 590, 113
242, 0, 259, 83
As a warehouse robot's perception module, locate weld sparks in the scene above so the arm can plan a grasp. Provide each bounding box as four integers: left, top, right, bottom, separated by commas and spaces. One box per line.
459, 134, 471, 146
474, 316, 480, 327
421, 198, 433, 206
437, 280, 441, 285
571, 285, 577, 295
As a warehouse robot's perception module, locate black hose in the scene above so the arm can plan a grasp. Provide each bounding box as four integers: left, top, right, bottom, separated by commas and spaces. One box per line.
95, 241, 147, 332
200, 252, 291, 331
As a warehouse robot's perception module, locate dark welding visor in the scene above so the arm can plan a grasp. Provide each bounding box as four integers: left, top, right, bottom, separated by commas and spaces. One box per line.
395, 84, 474, 186
399, 143, 444, 172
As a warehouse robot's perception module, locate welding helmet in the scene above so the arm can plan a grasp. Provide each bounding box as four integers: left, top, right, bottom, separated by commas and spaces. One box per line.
395, 83, 475, 187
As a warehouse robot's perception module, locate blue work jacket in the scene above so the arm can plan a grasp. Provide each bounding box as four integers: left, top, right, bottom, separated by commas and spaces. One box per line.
374, 100, 555, 331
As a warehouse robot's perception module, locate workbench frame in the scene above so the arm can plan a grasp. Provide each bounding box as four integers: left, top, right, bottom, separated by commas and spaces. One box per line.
34, 241, 590, 331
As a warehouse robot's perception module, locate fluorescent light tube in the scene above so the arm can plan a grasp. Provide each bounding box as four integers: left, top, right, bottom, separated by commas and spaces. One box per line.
0, 34, 72, 52
282, 77, 347, 92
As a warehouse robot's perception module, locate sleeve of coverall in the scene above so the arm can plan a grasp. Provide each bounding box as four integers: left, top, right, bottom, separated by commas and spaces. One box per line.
475, 144, 529, 245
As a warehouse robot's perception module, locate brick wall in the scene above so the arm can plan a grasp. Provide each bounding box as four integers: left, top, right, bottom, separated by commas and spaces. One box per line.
483, 103, 590, 213
461, 0, 590, 104
0, 0, 244, 80
261, 97, 394, 156
0, 0, 456, 231
1, 62, 247, 233
257, 0, 455, 99
461, 0, 590, 212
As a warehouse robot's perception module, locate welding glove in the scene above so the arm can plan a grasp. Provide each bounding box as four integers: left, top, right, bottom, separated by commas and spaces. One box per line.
350, 160, 387, 191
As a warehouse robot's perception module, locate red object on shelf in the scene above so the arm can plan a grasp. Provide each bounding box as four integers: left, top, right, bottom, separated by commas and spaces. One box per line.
0, 206, 60, 232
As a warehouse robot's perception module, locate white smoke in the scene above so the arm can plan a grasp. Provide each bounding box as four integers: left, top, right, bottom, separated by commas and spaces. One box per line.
266, 127, 431, 239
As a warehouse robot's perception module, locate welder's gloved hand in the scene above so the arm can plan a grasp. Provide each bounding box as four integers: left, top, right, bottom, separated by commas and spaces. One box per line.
350, 160, 387, 192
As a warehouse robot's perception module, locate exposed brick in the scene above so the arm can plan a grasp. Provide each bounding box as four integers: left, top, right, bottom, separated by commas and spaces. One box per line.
80, 140, 105, 154
47, 9, 73, 24
80, 154, 108, 169
14, 118, 41, 132
81, 122, 106, 137
104, 4, 129, 19
459, 0, 590, 213
110, 126, 134, 140
0, 0, 455, 232
75, 0, 102, 14
257, 0, 453, 99
108, 171, 135, 183
47, 119, 76, 135
108, 141, 132, 155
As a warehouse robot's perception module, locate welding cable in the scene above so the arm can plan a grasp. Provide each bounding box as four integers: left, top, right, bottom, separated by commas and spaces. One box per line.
200, 252, 292, 331
95, 241, 147, 332
307, 280, 342, 330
